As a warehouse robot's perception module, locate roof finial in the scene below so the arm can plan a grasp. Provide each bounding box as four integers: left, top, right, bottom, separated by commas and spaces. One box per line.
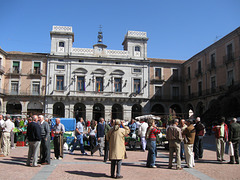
98, 25, 103, 43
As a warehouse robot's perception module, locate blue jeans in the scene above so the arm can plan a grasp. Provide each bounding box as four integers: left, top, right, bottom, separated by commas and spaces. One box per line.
70, 134, 85, 153
146, 140, 157, 167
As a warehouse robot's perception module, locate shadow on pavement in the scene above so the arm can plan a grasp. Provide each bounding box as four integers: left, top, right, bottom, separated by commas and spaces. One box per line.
66, 171, 108, 178
74, 157, 104, 162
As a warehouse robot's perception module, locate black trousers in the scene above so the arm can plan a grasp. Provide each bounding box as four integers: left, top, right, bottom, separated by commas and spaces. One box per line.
89, 135, 96, 154
104, 137, 109, 162
194, 136, 203, 159
232, 141, 239, 163
54, 135, 63, 158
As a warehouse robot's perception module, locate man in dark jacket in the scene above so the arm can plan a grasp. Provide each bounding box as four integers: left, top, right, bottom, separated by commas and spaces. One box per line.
97, 117, 105, 156
26, 115, 41, 167
194, 117, 205, 160
228, 118, 240, 164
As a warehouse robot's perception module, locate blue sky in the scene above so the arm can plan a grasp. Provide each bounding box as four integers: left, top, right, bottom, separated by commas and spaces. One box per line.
0, 0, 239, 60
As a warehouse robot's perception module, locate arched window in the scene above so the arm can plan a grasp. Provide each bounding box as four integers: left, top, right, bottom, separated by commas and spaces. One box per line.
135, 46, 140, 52
59, 42, 65, 47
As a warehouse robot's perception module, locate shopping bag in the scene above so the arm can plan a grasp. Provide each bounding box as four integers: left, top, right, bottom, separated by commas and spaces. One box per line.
228, 143, 234, 156
92, 144, 100, 154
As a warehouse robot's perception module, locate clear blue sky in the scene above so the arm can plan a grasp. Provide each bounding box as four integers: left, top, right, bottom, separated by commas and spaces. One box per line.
0, 0, 239, 60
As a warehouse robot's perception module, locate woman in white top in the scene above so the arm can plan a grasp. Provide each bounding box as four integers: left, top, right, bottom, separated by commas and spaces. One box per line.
88, 120, 97, 156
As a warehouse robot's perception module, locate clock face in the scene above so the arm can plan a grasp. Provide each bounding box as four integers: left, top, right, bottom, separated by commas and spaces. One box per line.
98, 47, 103, 52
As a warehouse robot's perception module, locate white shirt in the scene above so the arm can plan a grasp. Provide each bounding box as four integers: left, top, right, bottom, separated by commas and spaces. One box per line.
138, 122, 148, 137
3, 119, 14, 133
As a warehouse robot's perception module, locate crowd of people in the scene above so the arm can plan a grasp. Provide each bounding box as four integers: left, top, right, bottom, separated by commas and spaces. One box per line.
0, 114, 239, 179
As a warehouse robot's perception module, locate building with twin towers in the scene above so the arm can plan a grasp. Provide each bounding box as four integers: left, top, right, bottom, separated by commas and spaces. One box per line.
0, 25, 239, 124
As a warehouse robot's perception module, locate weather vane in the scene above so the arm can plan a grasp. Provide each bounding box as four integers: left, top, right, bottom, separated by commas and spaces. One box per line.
98, 25, 103, 43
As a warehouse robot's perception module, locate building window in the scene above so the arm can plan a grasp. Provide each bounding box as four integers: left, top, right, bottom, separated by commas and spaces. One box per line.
116, 62, 121, 64
198, 81, 202, 96
77, 76, 85, 91
59, 42, 65, 47
58, 59, 64, 62
11, 81, 19, 95
198, 61, 202, 74
155, 86, 162, 98
133, 68, 141, 73
96, 77, 103, 92
187, 66, 191, 79
227, 70, 234, 86
155, 68, 162, 79
97, 60, 103, 64
56, 65, 65, 70
114, 78, 122, 92
172, 69, 179, 81
211, 76, 216, 93
32, 82, 40, 95
134, 79, 141, 93
188, 85, 191, 97
227, 43, 233, 61
135, 46, 140, 51
79, 60, 84, 63
12, 61, 20, 73
33, 62, 41, 74
56, 76, 64, 90
210, 53, 216, 68
172, 86, 179, 100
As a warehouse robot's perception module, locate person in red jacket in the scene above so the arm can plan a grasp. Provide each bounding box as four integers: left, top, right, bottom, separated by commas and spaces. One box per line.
212, 117, 228, 162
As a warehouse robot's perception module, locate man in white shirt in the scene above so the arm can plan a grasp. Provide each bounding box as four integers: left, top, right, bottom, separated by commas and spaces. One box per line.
0, 115, 14, 157
138, 119, 148, 151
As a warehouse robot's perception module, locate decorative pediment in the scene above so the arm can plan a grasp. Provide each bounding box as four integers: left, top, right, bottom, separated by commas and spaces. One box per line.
110, 69, 125, 76
92, 68, 106, 75
73, 68, 88, 74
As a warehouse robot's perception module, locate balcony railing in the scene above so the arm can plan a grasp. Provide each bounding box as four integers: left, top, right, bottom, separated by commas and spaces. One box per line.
150, 75, 165, 84
3, 89, 44, 96
6, 68, 21, 75
171, 76, 182, 83
207, 63, 216, 72
28, 69, 43, 76
183, 82, 240, 100
223, 52, 235, 64
195, 69, 203, 78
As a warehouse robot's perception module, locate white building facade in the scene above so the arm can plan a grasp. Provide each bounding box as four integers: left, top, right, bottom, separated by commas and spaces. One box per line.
45, 25, 150, 122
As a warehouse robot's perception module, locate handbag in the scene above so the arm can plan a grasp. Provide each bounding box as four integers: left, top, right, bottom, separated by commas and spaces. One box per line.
228, 143, 234, 156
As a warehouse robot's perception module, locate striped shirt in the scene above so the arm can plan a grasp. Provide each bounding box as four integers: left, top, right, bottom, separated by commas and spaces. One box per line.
147, 126, 161, 141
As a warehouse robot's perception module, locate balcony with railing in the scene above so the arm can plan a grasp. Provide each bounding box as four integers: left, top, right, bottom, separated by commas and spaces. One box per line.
150, 75, 165, 84
28, 68, 43, 77
207, 63, 216, 72
171, 76, 182, 83
3, 89, 44, 96
6, 68, 21, 76
223, 52, 235, 64
195, 68, 203, 78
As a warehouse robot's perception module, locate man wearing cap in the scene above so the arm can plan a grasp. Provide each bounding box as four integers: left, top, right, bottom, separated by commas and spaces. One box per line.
228, 118, 240, 164
183, 119, 196, 168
